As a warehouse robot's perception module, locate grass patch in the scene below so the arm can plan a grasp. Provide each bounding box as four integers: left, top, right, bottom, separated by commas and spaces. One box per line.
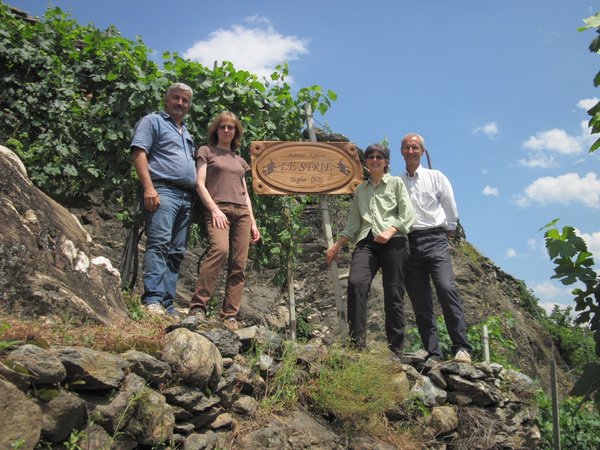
308, 346, 407, 435
261, 341, 301, 411
0, 313, 169, 356
457, 241, 484, 265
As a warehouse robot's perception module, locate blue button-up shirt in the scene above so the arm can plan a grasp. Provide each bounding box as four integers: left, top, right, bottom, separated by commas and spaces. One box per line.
130, 111, 196, 190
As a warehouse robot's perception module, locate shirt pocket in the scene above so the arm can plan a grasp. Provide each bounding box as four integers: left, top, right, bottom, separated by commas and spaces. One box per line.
378, 193, 397, 211
414, 191, 438, 210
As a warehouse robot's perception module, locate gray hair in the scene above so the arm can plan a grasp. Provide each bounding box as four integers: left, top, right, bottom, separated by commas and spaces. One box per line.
165, 82, 193, 100
401, 133, 426, 149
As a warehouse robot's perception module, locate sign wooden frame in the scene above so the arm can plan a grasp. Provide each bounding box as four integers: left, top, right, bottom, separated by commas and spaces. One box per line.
250, 141, 363, 195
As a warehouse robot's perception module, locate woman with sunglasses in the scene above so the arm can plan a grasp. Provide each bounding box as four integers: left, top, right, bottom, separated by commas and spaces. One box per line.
189, 112, 260, 329
326, 143, 415, 356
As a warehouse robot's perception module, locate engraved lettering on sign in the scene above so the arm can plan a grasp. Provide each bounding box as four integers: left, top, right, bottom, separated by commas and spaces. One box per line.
251, 141, 363, 195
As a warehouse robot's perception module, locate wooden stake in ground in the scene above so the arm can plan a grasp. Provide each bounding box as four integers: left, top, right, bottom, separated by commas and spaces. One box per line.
304, 103, 348, 341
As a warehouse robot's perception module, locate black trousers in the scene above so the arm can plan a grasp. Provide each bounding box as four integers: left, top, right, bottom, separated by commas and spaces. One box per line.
406, 229, 472, 358
347, 233, 409, 355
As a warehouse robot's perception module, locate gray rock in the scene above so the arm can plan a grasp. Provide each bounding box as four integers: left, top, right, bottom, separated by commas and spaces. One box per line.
201, 328, 242, 357
77, 423, 112, 450
412, 374, 447, 407
0, 378, 42, 450
446, 374, 502, 406
49, 345, 129, 390
0, 359, 31, 390
0, 146, 128, 325
123, 387, 175, 446
184, 430, 217, 450
37, 389, 88, 442
94, 372, 146, 434
121, 349, 172, 386
235, 325, 284, 355
429, 405, 459, 436
162, 385, 220, 413
162, 328, 222, 391
8, 344, 67, 385
237, 409, 343, 449
231, 394, 258, 415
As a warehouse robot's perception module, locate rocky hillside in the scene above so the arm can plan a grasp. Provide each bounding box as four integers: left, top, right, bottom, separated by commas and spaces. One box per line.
71, 170, 573, 396
0, 144, 570, 448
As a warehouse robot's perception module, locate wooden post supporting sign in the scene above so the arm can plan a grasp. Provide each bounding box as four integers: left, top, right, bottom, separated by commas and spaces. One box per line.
250, 108, 361, 341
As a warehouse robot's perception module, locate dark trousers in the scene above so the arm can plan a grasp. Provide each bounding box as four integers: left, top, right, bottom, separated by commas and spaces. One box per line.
347, 234, 409, 355
406, 230, 472, 358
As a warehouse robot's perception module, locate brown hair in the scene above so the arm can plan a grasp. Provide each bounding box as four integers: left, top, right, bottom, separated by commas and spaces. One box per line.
364, 143, 391, 173
207, 111, 243, 151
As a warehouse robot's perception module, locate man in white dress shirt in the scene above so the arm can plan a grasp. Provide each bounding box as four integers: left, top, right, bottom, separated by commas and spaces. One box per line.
400, 133, 473, 364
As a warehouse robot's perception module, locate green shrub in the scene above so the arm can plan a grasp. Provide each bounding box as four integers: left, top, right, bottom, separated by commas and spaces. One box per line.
536, 393, 600, 449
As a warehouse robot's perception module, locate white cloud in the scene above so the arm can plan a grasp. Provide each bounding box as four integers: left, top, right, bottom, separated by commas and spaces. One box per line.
506, 248, 518, 258
523, 128, 582, 155
518, 99, 597, 168
577, 97, 599, 111
472, 122, 499, 139
517, 152, 557, 169
576, 228, 600, 258
530, 281, 574, 314
482, 185, 499, 197
515, 172, 600, 208
183, 16, 309, 80
527, 238, 536, 250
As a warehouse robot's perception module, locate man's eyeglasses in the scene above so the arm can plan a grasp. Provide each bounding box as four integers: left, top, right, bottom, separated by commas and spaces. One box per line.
218, 124, 236, 131
366, 154, 386, 160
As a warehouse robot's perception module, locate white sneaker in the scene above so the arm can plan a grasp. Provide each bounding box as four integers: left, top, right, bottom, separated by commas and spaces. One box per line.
454, 349, 472, 364
145, 303, 165, 316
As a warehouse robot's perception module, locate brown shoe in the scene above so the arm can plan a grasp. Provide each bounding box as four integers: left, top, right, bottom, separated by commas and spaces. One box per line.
222, 317, 239, 331
188, 307, 206, 320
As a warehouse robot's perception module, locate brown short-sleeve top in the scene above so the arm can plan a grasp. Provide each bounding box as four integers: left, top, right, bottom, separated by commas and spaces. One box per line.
197, 145, 250, 205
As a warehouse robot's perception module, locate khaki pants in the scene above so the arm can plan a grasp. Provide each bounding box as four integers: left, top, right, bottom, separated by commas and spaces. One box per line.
190, 202, 251, 319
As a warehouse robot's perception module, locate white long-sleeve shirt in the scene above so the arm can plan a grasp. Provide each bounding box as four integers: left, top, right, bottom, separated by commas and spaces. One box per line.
400, 166, 458, 231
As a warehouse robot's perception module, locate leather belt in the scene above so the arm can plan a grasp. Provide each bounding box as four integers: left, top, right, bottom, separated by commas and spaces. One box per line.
408, 227, 445, 236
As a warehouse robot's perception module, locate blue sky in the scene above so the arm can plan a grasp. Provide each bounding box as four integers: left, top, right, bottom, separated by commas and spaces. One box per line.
8, 0, 600, 313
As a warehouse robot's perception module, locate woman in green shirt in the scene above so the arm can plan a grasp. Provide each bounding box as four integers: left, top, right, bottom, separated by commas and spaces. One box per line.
326, 144, 415, 355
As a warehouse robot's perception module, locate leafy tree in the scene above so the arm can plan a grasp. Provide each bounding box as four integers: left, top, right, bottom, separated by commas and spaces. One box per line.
544, 305, 596, 375
0, 2, 337, 284
579, 13, 600, 152
538, 10, 600, 411
541, 220, 600, 407
536, 394, 600, 449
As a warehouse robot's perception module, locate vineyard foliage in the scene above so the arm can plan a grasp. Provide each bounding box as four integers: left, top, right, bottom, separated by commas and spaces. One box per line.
0, 3, 337, 280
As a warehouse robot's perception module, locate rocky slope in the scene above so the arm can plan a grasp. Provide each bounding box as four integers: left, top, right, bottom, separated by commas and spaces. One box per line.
71, 183, 574, 396
0, 145, 571, 448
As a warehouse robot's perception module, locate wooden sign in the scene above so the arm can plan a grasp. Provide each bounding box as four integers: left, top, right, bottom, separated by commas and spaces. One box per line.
250, 141, 363, 195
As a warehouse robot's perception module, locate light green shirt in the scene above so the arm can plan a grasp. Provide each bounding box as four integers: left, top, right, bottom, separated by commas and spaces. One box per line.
340, 173, 415, 245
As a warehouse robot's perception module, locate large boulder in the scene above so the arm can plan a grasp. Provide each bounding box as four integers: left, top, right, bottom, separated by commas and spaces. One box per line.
161, 328, 222, 391
0, 145, 128, 325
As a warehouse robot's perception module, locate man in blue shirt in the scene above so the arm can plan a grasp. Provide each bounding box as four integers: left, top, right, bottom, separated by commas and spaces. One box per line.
131, 83, 196, 317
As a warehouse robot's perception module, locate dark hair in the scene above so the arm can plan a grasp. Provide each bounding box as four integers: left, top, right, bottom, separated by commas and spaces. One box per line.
364, 143, 390, 173
207, 111, 243, 151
